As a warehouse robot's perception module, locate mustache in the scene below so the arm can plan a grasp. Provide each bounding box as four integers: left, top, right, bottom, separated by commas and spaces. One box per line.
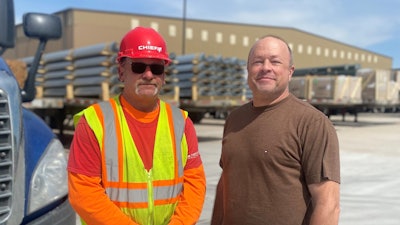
138, 82, 157, 86
255, 73, 276, 80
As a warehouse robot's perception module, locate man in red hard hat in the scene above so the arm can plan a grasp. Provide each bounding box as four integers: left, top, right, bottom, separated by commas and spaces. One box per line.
68, 26, 206, 225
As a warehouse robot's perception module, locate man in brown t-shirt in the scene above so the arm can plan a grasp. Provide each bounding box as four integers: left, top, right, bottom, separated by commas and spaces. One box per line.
211, 35, 340, 225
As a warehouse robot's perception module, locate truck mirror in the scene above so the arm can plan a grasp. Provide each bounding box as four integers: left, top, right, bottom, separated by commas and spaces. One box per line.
0, 0, 15, 52
21, 13, 62, 103
23, 13, 62, 40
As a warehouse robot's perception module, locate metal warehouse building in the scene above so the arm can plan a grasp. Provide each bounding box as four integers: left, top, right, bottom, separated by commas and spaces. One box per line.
6, 8, 393, 70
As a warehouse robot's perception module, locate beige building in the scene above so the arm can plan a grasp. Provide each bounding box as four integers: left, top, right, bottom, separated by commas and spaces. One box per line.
5, 8, 392, 70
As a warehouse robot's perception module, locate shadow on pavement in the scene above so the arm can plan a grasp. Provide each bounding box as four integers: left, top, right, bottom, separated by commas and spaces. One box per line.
331, 120, 397, 127
198, 136, 222, 142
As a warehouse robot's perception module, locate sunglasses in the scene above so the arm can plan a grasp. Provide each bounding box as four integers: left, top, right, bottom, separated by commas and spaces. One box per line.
130, 62, 165, 75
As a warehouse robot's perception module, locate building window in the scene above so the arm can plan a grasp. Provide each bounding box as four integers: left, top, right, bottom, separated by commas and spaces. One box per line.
243, 36, 249, 46
216, 32, 223, 43
332, 49, 337, 58
201, 30, 208, 41
373, 56, 378, 63
169, 25, 177, 37
316, 47, 321, 56
186, 27, 193, 40
131, 19, 139, 29
347, 52, 352, 60
340, 50, 345, 59
307, 45, 313, 55
230, 34, 236, 45
150, 22, 159, 31
354, 53, 359, 60
324, 48, 329, 57
297, 44, 303, 54
367, 54, 372, 62
361, 54, 365, 61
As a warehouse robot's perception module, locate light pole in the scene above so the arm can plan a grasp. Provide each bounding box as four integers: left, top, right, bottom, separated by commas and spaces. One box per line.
182, 0, 187, 55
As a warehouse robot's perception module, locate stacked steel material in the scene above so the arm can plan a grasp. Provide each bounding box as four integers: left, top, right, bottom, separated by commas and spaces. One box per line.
214, 56, 248, 98
170, 53, 249, 101
70, 42, 118, 100
170, 53, 210, 99
23, 42, 119, 100
214, 56, 232, 97
34, 49, 73, 97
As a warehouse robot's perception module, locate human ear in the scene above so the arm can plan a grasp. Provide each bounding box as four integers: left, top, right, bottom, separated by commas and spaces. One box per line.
118, 65, 125, 82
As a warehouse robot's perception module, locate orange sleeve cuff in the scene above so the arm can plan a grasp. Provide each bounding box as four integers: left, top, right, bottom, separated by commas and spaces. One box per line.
68, 172, 139, 225
169, 165, 206, 224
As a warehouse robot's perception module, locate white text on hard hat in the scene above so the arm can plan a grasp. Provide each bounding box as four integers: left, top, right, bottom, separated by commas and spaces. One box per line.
138, 45, 162, 53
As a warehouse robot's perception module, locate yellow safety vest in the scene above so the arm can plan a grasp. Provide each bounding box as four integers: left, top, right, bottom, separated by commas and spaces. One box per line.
74, 96, 189, 225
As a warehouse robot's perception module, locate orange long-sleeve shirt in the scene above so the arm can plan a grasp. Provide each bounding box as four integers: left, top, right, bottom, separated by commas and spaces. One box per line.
68, 97, 206, 225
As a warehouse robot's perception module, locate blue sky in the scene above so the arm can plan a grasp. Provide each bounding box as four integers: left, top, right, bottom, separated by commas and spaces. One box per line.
14, 0, 400, 69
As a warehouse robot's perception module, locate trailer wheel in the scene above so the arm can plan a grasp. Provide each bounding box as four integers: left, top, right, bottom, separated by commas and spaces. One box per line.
188, 112, 205, 124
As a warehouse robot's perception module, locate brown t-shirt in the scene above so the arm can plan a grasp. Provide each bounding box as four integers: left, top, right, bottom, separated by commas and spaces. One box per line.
212, 94, 340, 225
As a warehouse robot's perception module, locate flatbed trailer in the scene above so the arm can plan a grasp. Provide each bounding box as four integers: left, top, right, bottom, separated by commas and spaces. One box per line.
309, 101, 365, 122
307, 100, 400, 122
23, 95, 181, 145
290, 67, 400, 122
180, 96, 248, 123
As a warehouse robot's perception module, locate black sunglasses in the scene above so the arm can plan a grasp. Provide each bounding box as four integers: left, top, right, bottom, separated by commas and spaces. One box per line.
130, 62, 165, 75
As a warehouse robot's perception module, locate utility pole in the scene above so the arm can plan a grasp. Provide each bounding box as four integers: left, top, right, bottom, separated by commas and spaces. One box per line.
182, 0, 187, 55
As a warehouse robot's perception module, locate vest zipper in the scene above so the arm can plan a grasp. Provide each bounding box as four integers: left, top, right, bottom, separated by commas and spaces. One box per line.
147, 169, 154, 225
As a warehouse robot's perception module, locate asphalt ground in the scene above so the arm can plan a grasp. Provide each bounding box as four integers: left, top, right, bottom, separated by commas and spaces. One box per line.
196, 113, 400, 225
74, 112, 400, 224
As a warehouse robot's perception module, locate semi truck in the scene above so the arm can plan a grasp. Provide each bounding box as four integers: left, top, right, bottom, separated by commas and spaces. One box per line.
0, 0, 75, 224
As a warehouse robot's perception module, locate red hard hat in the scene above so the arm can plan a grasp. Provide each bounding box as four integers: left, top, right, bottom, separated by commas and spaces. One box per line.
117, 26, 171, 64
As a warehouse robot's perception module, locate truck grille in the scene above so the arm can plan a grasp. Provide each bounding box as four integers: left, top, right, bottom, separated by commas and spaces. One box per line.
0, 89, 12, 222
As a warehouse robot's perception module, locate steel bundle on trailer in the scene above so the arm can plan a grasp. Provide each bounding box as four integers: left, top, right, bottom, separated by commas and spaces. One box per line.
21, 42, 119, 100
170, 53, 249, 101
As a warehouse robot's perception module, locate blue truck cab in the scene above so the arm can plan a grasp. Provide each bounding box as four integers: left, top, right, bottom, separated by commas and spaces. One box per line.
0, 0, 75, 224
